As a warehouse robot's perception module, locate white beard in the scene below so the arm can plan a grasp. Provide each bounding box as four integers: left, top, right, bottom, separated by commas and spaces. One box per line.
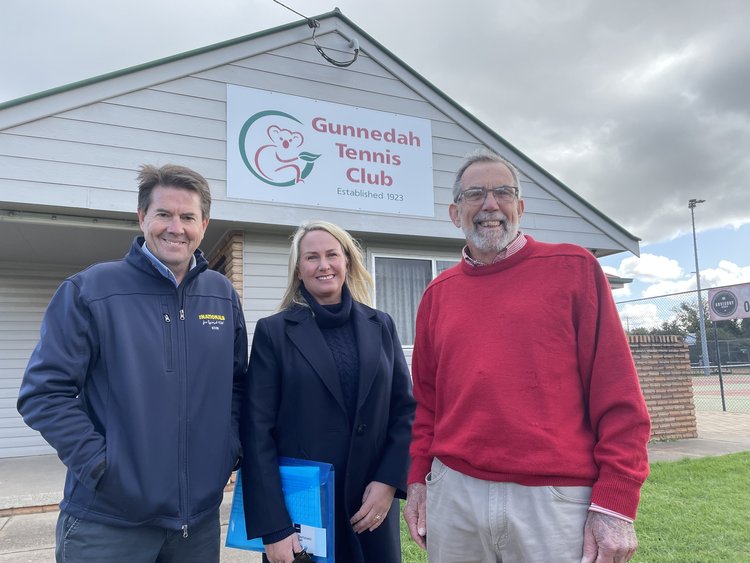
462, 212, 519, 257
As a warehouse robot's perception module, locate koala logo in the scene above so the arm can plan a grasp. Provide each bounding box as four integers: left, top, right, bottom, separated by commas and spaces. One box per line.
238, 111, 321, 187
255, 126, 306, 184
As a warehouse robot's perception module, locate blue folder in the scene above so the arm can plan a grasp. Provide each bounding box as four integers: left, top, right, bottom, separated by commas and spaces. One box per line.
226, 457, 335, 563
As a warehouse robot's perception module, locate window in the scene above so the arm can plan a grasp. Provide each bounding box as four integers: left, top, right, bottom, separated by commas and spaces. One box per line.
374, 256, 459, 345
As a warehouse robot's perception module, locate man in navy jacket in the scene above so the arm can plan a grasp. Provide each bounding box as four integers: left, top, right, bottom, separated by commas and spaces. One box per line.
17, 164, 248, 562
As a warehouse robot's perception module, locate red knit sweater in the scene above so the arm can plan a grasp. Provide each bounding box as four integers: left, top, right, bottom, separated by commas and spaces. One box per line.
408, 236, 651, 519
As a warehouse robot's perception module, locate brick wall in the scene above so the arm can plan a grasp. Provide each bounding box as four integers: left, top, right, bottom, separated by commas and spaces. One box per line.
208, 231, 244, 300
629, 334, 698, 441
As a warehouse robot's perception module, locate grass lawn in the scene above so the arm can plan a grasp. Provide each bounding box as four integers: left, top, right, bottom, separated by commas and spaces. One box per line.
634, 451, 750, 562
400, 512, 428, 563
399, 451, 750, 562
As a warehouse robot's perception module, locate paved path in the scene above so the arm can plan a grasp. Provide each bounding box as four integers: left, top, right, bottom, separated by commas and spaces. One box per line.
648, 411, 750, 462
0, 492, 261, 563
696, 410, 750, 436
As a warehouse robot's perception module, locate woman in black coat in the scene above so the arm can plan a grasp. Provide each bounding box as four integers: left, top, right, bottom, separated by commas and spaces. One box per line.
240, 220, 415, 563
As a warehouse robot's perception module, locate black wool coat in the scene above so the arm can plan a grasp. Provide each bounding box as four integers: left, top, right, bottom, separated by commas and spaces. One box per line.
240, 301, 415, 563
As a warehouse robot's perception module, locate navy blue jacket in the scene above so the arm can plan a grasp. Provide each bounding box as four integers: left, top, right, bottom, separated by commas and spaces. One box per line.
241, 301, 415, 562
18, 237, 248, 531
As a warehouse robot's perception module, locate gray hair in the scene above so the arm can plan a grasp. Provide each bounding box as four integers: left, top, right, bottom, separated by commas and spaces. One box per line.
452, 149, 522, 202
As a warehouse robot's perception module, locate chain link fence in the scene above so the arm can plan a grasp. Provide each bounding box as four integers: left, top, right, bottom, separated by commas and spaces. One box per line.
615, 287, 750, 413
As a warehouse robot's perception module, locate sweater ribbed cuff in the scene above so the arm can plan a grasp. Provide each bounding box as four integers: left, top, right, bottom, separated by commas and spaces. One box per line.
407, 456, 432, 484
590, 472, 643, 520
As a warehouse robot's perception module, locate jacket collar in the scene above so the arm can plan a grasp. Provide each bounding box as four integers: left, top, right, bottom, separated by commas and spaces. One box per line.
283, 301, 381, 416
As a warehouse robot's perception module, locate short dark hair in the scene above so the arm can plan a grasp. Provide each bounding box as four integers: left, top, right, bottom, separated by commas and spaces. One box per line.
136, 164, 212, 219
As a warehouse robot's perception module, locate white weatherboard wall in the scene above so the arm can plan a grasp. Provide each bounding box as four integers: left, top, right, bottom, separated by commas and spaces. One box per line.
0, 263, 79, 458
243, 232, 291, 337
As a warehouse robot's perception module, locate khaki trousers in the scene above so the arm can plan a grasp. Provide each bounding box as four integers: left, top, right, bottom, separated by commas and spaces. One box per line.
426, 458, 591, 563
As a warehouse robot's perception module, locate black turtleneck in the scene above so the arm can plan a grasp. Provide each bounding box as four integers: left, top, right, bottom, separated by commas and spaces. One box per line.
300, 284, 360, 423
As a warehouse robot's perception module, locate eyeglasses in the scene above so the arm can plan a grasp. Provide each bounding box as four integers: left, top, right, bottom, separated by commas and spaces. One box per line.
454, 186, 519, 205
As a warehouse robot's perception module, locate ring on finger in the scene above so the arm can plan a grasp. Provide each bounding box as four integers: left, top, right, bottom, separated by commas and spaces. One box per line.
374, 513, 382, 521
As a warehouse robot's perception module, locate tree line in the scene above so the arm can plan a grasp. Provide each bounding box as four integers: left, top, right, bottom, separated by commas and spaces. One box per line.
628, 302, 750, 365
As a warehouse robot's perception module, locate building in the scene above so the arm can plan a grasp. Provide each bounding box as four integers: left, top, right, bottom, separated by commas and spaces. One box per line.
0, 10, 639, 459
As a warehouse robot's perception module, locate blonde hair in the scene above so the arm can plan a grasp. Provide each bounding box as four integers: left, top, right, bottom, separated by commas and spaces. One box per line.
278, 220, 374, 310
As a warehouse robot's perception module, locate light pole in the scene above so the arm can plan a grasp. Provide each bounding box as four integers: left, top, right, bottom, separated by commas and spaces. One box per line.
689, 198, 710, 377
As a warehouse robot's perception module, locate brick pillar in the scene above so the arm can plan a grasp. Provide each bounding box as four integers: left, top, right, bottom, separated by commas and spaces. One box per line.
207, 231, 244, 301
628, 335, 698, 441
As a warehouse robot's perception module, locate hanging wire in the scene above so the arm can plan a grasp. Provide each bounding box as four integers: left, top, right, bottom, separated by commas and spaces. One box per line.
271, 0, 360, 68
309, 19, 359, 68
271, 0, 306, 19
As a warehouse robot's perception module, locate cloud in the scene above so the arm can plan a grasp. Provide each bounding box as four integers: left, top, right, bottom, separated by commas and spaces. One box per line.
612, 285, 632, 299
702, 261, 750, 289
445, 1, 750, 245
602, 265, 632, 298
612, 253, 683, 282
642, 280, 695, 298
618, 303, 663, 331
640, 260, 750, 297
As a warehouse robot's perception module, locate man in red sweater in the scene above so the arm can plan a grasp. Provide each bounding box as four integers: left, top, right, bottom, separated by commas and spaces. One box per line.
403, 150, 651, 562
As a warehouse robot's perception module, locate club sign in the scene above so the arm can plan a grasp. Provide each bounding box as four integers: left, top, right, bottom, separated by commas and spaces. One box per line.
708, 283, 750, 321
226, 84, 434, 216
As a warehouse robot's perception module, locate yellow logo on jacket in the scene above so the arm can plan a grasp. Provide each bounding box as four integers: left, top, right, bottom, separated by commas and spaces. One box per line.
199, 313, 225, 331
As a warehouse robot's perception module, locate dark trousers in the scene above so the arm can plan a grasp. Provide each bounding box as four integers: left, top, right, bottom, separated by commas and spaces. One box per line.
55, 509, 220, 563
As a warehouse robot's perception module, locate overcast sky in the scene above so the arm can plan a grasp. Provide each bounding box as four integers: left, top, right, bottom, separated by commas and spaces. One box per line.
2, 0, 748, 298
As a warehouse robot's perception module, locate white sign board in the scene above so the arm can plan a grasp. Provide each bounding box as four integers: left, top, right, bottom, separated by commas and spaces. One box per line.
708, 283, 750, 321
226, 85, 434, 216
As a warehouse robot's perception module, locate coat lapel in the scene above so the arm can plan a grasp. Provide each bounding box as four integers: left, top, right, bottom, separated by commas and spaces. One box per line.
352, 303, 382, 410
284, 307, 347, 413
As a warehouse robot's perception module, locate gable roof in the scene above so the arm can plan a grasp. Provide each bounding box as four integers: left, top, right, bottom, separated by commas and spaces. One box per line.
0, 9, 639, 257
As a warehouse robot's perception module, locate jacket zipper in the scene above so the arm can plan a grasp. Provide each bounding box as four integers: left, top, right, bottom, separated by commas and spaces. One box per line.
162, 305, 174, 372
171, 265, 203, 538
178, 283, 190, 537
